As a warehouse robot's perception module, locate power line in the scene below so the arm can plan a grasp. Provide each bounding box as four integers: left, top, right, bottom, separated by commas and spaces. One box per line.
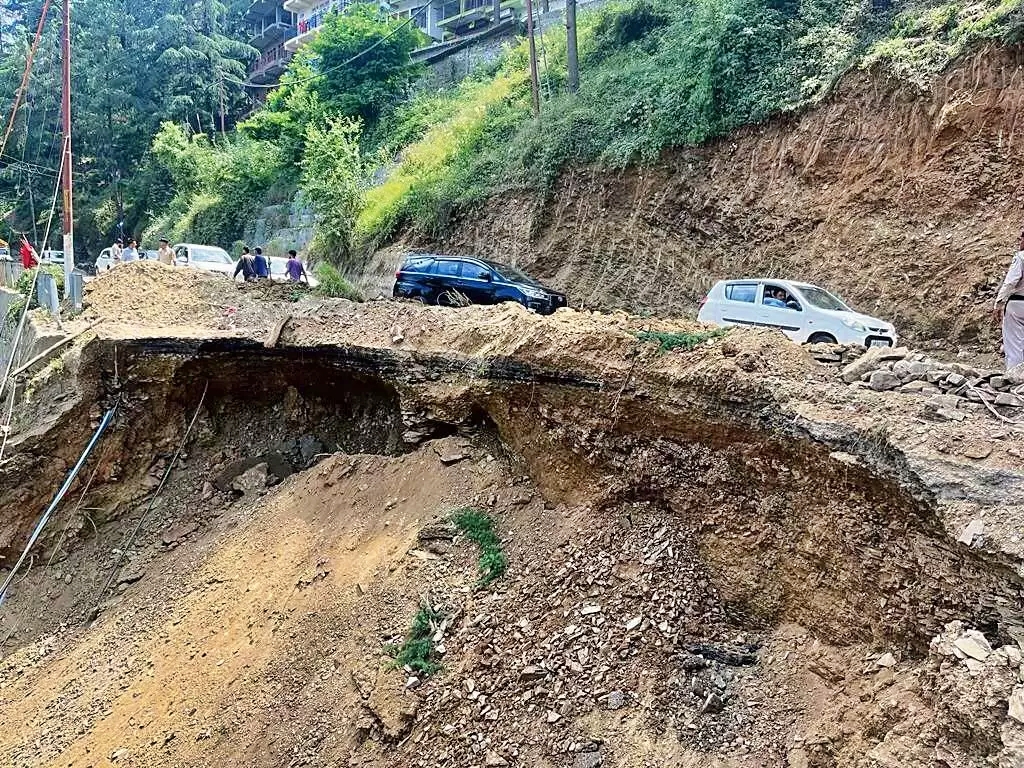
230, 4, 430, 90
0, 152, 59, 177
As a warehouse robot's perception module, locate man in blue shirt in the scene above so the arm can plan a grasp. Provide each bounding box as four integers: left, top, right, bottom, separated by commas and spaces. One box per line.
253, 247, 270, 279
122, 239, 139, 262
763, 287, 787, 308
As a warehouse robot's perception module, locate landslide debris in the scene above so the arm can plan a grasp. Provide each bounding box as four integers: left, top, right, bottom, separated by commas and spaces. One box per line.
0, 265, 1023, 767
395, 47, 1024, 352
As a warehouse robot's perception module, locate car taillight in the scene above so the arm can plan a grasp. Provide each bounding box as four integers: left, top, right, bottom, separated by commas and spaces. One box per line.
699, 295, 708, 308
395, 270, 401, 278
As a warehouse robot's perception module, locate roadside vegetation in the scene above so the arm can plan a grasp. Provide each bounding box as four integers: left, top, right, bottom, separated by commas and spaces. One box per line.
636, 328, 729, 353
313, 262, 363, 301
5, 0, 1020, 263
4, 265, 65, 328
453, 507, 508, 585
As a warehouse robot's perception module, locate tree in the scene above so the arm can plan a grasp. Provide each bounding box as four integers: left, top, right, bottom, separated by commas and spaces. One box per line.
300, 117, 363, 264
0, 0, 257, 256
300, 4, 422, 127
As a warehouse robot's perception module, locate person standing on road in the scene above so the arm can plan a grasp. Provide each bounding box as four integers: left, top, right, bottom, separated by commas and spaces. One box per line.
285, 249, 308, 284
19, 237, 37, 269
122, 239, 139, 262
111, 238, 123, 265
233, 246, 257, 282
253, 246, 269, 279
995, 231, 1024, 369
156, 238, 175, 266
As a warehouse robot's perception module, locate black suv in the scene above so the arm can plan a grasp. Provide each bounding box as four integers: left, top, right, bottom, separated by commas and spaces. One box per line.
393, 253, 567, 315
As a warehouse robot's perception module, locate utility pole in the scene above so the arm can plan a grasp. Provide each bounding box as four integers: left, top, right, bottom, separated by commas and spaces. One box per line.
566, 0, 578, 93
524, 0, 540, 117
60, 0, 74, 289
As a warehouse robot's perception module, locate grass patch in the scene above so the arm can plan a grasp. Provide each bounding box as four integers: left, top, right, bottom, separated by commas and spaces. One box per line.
452, 507, 507, 586
313, 262, 363, 301
390, 604, 443, 676
635, 328, 729, 352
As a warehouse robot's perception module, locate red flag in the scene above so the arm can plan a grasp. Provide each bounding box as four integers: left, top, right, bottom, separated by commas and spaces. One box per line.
19, 238, 37, 269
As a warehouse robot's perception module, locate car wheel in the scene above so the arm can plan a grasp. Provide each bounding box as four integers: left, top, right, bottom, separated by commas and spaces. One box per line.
808, 332, 838, 345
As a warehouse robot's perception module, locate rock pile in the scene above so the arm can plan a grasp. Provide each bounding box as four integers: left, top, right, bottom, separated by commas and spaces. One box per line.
924, 621, 1024, 766
390, 502, 780, 767
816, 345, 1024, 418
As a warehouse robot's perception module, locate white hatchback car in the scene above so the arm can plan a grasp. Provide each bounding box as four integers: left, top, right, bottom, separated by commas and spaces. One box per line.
698, 278, 898, 347
173, 243, 236, 276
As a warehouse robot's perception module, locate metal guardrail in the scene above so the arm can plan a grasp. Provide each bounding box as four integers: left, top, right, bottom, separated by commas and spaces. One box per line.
36, 272, 59, 315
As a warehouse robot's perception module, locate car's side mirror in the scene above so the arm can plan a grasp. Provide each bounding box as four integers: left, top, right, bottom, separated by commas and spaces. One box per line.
480, 272, 491, 281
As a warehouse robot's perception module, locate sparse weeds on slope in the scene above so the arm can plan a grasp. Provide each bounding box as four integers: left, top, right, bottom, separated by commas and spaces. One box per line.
390, 604, 443, 676
863, 0, 1024, 87
635, 328, 729, 353
452, 508, 507, 586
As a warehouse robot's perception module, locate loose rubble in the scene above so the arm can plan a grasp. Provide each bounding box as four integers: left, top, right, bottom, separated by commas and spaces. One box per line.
808, 342, 1024, 420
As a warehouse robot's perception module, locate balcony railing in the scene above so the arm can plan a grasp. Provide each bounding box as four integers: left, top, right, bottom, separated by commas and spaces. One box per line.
249, 44, 293, 82
250, 20, 295, 49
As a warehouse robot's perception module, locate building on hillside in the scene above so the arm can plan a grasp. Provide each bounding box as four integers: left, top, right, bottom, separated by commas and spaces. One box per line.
283, 0, 445, 49
244, 0, 296, 97
282, 0, 514, 51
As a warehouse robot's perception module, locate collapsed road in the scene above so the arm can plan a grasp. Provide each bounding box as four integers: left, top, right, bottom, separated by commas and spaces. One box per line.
0, 262, 1023, 767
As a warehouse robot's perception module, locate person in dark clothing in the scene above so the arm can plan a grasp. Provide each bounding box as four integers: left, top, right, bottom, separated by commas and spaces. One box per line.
234, 246, 257, 282
253, 246, 270, 279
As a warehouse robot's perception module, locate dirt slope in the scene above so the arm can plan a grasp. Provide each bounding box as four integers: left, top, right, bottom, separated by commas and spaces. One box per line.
363, 45, 1024, 353
2, 267, 1024, 767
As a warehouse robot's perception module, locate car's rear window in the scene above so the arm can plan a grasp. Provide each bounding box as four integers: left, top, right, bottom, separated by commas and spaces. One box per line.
725, 283, 757, 303
434, 260, 462, 277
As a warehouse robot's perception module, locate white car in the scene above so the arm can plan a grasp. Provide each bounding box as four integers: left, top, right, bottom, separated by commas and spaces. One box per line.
697, 278, 898, 347
173, 243, 236, 276
96, 247, 159, 272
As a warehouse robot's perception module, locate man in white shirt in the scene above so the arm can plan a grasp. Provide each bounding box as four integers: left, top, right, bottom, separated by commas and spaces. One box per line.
111, 239, 123, 265
995, 231, 1024, 369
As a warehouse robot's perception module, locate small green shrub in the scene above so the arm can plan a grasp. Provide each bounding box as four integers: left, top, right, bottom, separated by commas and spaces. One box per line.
635, 328, 729, 353
453, 508, 507, 585
15, 264, 64, 298
5, 295, 26, 329
313, 262, 363, 301
391, 605, 443, 675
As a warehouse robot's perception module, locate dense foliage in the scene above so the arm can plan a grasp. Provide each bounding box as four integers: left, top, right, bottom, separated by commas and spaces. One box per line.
3, 0, 1022, 265
142, 123, 283, 247
0, 0, 253, 257
357, 0, 1024, 245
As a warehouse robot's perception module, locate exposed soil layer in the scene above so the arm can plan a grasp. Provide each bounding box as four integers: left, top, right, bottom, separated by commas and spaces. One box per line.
2, 268, 1024, 766
363, 46, 1024, 355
